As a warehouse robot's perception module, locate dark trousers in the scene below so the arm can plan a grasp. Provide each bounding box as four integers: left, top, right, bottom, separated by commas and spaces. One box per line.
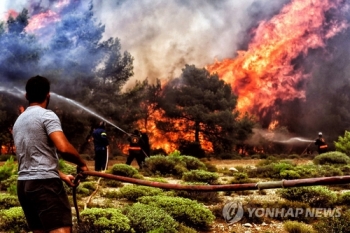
126, 149, 145, 169
95, 149, 108, 171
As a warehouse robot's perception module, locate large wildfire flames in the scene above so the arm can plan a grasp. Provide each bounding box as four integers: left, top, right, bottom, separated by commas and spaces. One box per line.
4, 0, 350, 153
207, 0, 349, 122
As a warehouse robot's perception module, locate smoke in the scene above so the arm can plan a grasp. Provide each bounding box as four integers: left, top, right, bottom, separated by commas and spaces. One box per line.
3, 0, 350, 146
0, 0, 289, 85
92, 0, 290, 85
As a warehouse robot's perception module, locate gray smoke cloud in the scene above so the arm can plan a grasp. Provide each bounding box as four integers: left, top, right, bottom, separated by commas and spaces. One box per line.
92, 0, 290, 85
0, 0, 290, 85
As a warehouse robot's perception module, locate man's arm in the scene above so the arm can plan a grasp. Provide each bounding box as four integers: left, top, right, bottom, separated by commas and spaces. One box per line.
49, 131, 88, 170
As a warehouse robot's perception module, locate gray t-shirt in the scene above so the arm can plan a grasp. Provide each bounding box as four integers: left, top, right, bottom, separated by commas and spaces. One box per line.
13, 106, 63, 180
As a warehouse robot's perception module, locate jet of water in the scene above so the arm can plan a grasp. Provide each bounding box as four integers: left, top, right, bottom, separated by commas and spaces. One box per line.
273, 137, 314, 144
50, 92, 130, 135
5, 86, 130, 135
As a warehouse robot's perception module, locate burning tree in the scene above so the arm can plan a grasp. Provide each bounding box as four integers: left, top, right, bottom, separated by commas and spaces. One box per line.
158, 64, 254, 155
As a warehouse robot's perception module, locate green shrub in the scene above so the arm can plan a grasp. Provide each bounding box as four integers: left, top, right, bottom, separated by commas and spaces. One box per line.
313, 151, 350, 165
293, 164, 319, 178
278, 186, 337, 208
334, 130, 350, 154
0, 174, 17, 191
81, 181, 97, 191
78, 208, 133, 233
0, 194, 20, 209
203, 162, 217, 173
182, 170, 218, 184
312, 210, 350, 233
173, 189, 220, 204
0, 206, 29, 232
283, 220, 315, 233
318, 165, 343, 177
338, 191, 350, 205
173, 155, 207, 171
230, 172, 254, 184
248, 161, 295, 179
0, 156, 16, 181
143, 155, 182, 176
100, 178, 124, 188
118, 185, 164, 201
58, 159, 76, 175
124, 203, 178, 233
178, 224, 197, 233
143, 153, 207, 177
110, 164, 139, 178
138, 196, 215, 230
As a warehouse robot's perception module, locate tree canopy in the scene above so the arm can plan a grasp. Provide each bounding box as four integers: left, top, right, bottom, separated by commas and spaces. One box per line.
159, 64, 254, 154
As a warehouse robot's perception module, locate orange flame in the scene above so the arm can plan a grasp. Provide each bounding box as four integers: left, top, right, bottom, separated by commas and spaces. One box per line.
25, 10, 60, 33
206, 0, 349, 120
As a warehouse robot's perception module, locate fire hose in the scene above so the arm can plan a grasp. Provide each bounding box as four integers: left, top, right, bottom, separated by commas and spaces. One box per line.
72, 170, 350, 223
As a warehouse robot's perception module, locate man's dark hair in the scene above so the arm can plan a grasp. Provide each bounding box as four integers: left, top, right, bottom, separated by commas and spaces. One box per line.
26, 75, 50, 103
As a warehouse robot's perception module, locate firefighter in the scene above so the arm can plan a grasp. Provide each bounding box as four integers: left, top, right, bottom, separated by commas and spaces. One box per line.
126, 129, 144, 169
140, 128, 150, 157
92, 122, 109, 171
315, 132, 328, 154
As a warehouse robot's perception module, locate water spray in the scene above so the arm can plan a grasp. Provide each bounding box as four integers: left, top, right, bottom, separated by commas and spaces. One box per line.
273, 137, 314, 144
50, 92, 130, 135
3, 86, 130, 135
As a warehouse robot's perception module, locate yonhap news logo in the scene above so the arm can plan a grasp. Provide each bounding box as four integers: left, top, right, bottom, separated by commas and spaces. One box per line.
223, 201, 341, 224
222, 201, 244, 224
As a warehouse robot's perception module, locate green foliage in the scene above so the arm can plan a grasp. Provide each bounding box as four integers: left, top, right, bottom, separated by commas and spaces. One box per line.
58, 159, 76, 175
0, 156, 16, 181
0, 194, 20, 209
334, 130, 350, 155
124, 203, 178, 233
181, 170, 218, 184
118, 185, 164, 201
283, 220, 315, 233
110, 164, 139, 178
0, 174, 17, 191
0, 206, 29, 233
172, 189, 220, 204
78, 208, 133, 233
338, 191, 350, 205
313, 151, 350, 165
177, 224, 197, 233
230, 172, 254, 184
312, 210, 350, 233
100, 178, 124, 188
138, 196, 215, 230
248, 161, 295, 179
159, 64, 254, 154
143, 153, 207, 177
170, 154, 207, 171
278, 186, 337, 208
143, 155, 181, 176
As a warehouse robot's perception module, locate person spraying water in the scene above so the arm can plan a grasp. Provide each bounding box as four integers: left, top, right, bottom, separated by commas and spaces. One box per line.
315, 132, 328, 154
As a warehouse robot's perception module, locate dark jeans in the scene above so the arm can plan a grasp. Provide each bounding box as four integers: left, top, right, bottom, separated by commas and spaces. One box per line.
17, 178, 72, 232
95, 149, 108, 171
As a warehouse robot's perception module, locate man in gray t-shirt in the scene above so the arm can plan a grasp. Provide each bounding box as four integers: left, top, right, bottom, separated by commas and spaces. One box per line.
13, 75, 88, 233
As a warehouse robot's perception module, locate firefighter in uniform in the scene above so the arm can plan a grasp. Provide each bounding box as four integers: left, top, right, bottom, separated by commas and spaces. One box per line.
126, 129, 144, 169
140, 128, 150, 157
92, 122, 109, 171
315, 132, 328, 154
